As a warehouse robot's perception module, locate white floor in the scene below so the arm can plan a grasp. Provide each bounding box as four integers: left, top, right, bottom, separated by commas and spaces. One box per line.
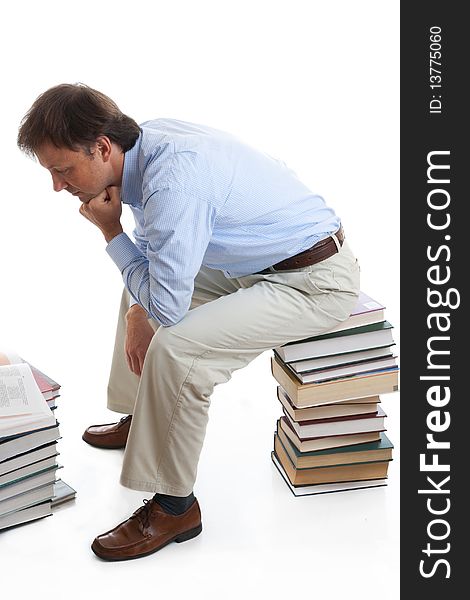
1, 351, 400, 600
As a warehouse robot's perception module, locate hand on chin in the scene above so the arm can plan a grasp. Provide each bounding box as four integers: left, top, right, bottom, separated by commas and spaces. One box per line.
73, 191, 93, 203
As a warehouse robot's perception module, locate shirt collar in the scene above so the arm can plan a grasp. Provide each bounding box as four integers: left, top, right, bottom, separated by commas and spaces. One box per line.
121, 130, 143, 207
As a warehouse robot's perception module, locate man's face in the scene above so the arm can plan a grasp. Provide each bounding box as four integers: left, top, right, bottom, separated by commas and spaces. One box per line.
36, 141, 113, 203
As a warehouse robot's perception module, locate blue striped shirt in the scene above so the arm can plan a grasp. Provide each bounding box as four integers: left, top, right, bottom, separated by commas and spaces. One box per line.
106, 119, 340, 326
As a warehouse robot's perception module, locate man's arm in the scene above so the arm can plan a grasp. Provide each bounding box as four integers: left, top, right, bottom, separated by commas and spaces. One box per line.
105, 185, 217, 326
79, 187, 154, 375
78, 183, 217, 368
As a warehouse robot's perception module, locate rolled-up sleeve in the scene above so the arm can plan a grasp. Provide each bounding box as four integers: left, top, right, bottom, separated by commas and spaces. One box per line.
107, 187, 217, 326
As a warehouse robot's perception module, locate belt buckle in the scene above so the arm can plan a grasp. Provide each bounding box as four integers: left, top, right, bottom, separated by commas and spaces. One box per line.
330, 232, 342, 252
330, 226, 344, 251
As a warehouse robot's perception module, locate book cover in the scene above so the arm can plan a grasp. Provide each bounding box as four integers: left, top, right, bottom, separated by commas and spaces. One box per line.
0, 423, 61, 463
0, 481, 55, 518
323, 291, 386, 334
271, 355, 399, 407
280, 416, 382, 452
0, 466, 60, 504
274, 434, 391, 486
284, 355, 398, 384
286, 346, 396, 374
271, 452, 387, 496
275, 321, 395, 363
277, 423, 393, 468
28, 364, 61, 400
0, 500, 52, 531
0, 455, 59, 487
0, 442, 58, 477
0, 363, 56, 437
277, 386, 379, 421
51, 479, 77, 507
283, 405, 387, 438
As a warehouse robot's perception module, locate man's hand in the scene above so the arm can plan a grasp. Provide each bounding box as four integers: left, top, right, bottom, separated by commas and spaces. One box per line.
125, 305, 155, 376
79, 186, 123, 242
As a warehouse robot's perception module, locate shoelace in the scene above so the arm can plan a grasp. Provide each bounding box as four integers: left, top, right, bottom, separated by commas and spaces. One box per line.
117, 415, 131, 428
132, 499, 154, 531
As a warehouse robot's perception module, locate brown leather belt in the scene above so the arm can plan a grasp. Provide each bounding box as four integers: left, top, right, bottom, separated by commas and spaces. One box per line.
256, 225, 345, 274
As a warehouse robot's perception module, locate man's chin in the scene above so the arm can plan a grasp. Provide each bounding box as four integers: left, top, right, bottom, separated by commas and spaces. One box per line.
67, 189, 91, 202
78, 194, 93, 203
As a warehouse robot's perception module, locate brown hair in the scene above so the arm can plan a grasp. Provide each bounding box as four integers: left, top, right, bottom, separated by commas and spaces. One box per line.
17, 83, 141, 157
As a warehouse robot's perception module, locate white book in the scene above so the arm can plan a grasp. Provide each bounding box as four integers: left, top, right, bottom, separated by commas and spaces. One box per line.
292, 356, 398, 384
0, 481, 55, 517
0, 465, 60, 502
51, 479, 77, 507
0, 424, 61, 463
290, 346, 395, 373
0, 500, 52, 530
0, 455, 59, 487
0, 442, 58, 476
322, 292, 386, 334
275, 322, 394, 363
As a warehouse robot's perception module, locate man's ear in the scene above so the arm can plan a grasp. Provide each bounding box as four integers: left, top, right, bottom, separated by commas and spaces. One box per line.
95, 136, 113, 162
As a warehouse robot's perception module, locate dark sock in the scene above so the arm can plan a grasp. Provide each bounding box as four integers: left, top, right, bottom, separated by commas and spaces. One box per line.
153, 492, 195, 515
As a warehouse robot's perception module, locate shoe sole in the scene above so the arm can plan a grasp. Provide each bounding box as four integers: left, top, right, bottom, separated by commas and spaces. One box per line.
91, 523, 203, 561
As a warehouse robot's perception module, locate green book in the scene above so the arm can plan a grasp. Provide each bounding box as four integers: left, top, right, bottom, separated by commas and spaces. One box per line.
283, 321, 393, 346
274, 433, 391, 485
275, 322, 395, 363
276, 423, 394, 470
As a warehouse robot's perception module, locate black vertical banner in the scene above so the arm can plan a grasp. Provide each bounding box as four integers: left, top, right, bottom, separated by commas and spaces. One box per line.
401, 3, 466, 596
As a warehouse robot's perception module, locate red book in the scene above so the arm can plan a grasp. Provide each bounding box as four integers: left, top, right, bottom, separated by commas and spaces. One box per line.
28, 364, 61, 400
283, 406, 387, 439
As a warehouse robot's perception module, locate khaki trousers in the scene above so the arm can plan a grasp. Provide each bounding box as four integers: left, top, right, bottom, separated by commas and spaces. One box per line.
107, 241, 360, 495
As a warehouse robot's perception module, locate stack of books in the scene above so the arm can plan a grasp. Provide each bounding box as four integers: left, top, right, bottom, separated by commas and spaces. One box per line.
270, 292, 399, 496
0, 350, 76, 530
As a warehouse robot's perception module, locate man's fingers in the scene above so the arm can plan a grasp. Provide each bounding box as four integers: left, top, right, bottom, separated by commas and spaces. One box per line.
125, 349, 142, 377
125, 350, 135, 374
79, 203, 89, 219
106, 186, 120, 203
137, 355, 145, 377
87, 191, 108, 208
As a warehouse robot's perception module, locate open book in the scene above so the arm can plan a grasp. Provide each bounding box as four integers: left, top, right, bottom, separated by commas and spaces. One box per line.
1, 350, 60, 405
0, 351, 56, 438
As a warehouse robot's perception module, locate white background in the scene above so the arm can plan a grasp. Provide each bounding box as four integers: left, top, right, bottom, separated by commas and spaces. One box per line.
0, 1, 400, 598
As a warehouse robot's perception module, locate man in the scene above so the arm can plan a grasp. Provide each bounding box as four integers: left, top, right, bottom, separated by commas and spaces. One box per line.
18, 83, 360, 561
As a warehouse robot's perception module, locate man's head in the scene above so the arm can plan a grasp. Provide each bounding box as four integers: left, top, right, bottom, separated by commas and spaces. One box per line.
17, 83, 141, 202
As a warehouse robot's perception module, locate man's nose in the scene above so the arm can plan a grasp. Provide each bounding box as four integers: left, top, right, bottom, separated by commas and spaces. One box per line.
51, 172, 67, 192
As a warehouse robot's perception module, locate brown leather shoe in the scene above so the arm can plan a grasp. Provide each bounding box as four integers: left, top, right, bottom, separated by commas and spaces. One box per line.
91, 498, 202, 561
82, 415, 132, 449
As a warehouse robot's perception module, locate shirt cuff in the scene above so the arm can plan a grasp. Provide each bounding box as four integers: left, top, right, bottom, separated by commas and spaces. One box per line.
106, 232, 143, 270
